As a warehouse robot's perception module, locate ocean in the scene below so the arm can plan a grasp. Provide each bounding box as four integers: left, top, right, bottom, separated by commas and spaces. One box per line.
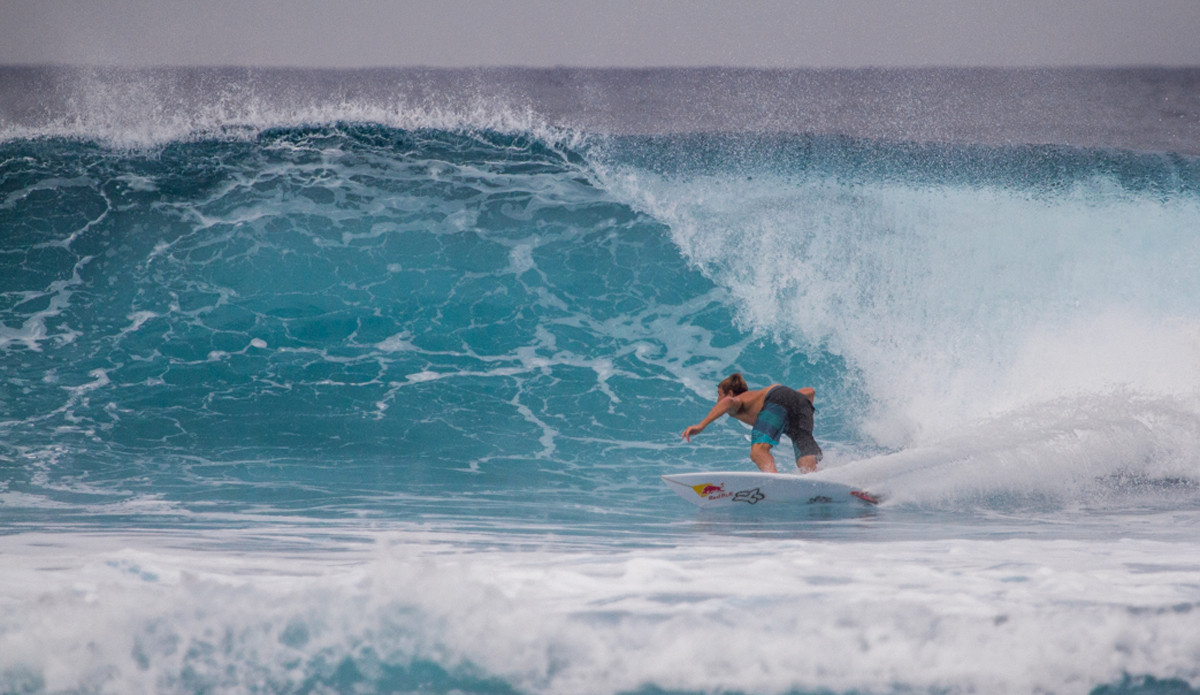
2, 66, 1200, 695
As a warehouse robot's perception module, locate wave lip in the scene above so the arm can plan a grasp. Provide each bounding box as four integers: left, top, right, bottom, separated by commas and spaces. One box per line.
0, 66, 585, 149
4, 66, 1200, 153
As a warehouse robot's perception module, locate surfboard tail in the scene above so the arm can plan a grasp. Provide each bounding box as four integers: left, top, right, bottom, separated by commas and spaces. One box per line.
850, 490, 881, 505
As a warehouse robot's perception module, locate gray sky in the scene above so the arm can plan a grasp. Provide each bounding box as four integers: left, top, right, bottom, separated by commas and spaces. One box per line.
2, 0, 1199, 68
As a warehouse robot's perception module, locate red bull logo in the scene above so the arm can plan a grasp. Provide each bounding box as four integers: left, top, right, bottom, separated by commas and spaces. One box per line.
690, 482, 725, 498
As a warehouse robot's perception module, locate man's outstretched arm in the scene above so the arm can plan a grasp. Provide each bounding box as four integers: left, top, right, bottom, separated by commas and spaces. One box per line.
681, 397, 737, 441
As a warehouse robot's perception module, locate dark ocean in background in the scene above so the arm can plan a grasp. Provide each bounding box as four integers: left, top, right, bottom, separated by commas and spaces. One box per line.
2, 66, 1200, 695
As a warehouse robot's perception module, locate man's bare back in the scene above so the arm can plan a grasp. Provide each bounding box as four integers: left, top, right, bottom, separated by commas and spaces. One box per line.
723, 384, 780, 426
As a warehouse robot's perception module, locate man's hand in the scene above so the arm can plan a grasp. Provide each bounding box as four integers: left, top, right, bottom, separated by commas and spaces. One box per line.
681, 424, 704, 442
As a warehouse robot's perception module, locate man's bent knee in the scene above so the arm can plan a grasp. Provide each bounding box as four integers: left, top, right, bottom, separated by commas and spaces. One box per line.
750, 442, 778, 473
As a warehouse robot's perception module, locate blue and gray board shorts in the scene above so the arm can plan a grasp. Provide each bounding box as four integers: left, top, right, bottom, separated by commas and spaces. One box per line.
750, 386, 823, 461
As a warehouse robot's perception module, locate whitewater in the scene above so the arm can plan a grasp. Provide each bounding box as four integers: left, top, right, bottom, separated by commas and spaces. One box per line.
2, 66, 1200, 695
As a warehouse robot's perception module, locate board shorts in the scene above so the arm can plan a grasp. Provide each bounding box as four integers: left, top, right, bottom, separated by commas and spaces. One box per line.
750, 386, 823, 462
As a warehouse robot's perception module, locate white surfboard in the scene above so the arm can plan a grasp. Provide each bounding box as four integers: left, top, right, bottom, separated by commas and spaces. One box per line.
662, 471, 880, 508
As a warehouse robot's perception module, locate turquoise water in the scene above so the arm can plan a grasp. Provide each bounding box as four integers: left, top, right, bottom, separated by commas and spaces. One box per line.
3, 69, 1200, 695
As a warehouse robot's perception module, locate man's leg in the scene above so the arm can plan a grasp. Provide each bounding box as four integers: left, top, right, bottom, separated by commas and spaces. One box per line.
750, 442, 778, 473
796, 455, 818, 473
792, 433, 822, 474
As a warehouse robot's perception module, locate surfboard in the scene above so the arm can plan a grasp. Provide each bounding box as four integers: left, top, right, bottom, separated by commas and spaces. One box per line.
661, 471, 880, 508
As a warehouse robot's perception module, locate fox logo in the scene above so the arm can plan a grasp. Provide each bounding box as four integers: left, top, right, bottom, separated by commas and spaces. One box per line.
734, 488, 765, 504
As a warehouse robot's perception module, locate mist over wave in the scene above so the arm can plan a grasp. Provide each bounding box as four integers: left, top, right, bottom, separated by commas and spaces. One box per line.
4, 66, 1200, 152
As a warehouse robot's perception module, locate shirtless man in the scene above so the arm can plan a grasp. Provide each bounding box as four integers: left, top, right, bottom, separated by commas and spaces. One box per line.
680, 373, 823, 474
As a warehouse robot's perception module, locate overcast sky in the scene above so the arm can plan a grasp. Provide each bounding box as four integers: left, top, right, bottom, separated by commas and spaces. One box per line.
2, 0, 1199, 68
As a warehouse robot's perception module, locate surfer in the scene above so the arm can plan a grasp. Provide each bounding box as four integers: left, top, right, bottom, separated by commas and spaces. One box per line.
680, 373, 823, 474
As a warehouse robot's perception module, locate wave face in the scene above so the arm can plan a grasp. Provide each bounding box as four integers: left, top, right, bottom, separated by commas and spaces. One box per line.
4, 125, 1200, 528
0, 127, 713, 527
